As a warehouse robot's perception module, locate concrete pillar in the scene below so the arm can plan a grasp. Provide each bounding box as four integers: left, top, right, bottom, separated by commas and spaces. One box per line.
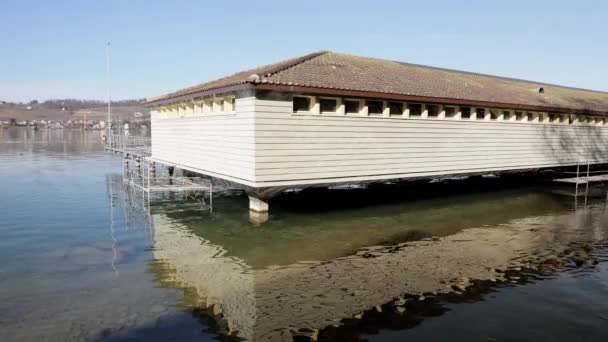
249, 211, 269, 225
249, 196, 269, 224
249, 196, 269, 212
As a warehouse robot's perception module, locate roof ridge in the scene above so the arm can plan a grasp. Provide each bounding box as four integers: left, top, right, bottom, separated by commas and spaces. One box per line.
258, 50, 329, 81
328, 51, 608, 95
147, 51, 330, 103
392, 60, 608, 95
340, 51, 607, 94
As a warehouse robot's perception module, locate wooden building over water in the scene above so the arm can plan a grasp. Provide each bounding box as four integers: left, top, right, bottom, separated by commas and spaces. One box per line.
146, 51, 608, 215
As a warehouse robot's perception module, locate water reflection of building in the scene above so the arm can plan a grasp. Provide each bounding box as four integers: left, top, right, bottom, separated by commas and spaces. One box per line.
149, 195, 608, 341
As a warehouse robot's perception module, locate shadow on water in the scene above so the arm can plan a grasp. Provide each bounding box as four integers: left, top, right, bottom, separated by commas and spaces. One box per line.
159, 176, 577, 268
92, 156, 608, 342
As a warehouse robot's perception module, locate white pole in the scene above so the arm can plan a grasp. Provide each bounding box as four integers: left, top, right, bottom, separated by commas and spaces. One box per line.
106, 41, 112, 147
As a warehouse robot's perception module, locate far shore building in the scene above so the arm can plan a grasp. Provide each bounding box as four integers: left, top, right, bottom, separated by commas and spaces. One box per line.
146, 51, 608, 215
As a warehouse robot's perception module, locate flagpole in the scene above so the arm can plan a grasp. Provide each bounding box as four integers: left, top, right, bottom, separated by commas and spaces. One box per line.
106, 41, 112, 147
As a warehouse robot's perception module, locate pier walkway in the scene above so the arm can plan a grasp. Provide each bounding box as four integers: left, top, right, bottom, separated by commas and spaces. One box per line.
104, 134, 151, 158
554, 174, 608, 185
553, 160, 608, 185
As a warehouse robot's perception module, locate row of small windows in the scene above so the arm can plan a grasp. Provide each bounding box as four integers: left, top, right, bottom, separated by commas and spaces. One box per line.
153, 96, 236, 119
293, 96, 607, 126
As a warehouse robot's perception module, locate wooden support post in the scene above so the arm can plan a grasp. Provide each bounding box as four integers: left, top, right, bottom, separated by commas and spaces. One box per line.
149, 161, 156, 179
585, 160, 590, 207
575, 160, 580, 209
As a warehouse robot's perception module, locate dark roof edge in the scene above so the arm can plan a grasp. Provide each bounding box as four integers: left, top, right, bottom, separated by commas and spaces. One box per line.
254, 83, 608, 117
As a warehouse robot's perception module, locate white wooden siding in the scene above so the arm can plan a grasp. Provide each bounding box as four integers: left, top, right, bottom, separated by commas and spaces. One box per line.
151, 96, 608, 189
253, 98, 608, 187
151, 97, 257, 185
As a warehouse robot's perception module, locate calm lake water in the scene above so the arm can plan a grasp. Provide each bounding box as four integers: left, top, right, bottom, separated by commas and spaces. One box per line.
1, 127, 608, 341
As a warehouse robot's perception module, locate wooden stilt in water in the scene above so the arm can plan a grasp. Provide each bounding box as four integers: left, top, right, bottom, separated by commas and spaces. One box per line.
585, 160, 590, 207
575, 160, 579, 209
149, 161, 156, 179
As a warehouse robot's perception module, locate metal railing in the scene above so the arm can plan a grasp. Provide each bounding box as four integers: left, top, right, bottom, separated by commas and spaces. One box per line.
106, 134, 151, 157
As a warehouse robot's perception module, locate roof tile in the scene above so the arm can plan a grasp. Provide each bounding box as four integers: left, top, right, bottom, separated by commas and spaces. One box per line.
148, 51, 608, 113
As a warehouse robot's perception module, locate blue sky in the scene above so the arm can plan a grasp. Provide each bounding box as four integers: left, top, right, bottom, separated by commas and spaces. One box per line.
1, 0, 606, 102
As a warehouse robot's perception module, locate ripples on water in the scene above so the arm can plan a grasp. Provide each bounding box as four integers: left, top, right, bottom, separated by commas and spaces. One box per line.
1, 127, 608, 341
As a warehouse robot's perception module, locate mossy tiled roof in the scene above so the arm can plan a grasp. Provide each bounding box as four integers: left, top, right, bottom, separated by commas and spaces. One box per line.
148, 51, 608, 114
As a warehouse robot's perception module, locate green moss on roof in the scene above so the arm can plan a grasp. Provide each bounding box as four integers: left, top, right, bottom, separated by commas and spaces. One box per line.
148, 51, 608, 114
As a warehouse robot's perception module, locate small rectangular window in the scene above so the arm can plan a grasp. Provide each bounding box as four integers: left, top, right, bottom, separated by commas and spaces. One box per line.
445, 106, 456, 118
409, 103, 422, 117
538, 113, 545, 122
548, 113, 558, 123
293, 96, 311, 113
526, 112, 534, 121
461, 107, 471, 119
367, 100, 383, 115
489, 109, 498, 120
427, 104, 439, 117
231, 97, 236, 111
503, 111, 512, 120
515, 111, 524, 120
345, 100, 360, 114
388, 102, 403, 115
476, 108, 486, 120
320, 98, 337, 113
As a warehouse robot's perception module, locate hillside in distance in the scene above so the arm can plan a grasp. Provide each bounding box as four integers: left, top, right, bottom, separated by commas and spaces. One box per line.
0, 99, 149, 122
